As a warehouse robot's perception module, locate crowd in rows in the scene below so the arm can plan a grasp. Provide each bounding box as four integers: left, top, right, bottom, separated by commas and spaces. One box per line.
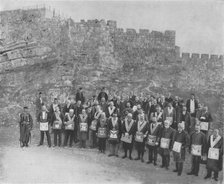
18, 87, 222, 181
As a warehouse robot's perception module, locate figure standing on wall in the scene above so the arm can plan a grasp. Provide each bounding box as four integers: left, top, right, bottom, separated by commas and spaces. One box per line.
76, 87, 85, 105
97, 87, 108, 102
19, 106, 33, 147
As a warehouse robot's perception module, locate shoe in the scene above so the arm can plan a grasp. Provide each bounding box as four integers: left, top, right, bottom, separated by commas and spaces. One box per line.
115, 154, 119, 157
122, 155, 127, 159
48, 145, 51, 148
37, 144, 42, 146
141, 158, 144, 163
153, 162, 157, 166
108, 154, 113, 157
146, 161, 152, 164
213, 178, 218, 181
160, 165, 164, 168
129, 156, 133, 160
177, 173, 181, 176
187, 172, 194, 175
194, 173, 198, 176
53, 145, 56, 147
134, 157, 140, 160
165, 167, 169, 170
204, 175, 211, 179
173, 169, 178, 172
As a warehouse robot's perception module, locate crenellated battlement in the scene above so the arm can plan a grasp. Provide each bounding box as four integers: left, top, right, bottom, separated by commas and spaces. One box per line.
180, 52, 223, 61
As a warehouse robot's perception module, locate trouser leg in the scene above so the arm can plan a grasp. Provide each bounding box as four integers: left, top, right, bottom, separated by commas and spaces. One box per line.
153, 146, 158, 163
64, 131, 69, 146
214, 171, 218, 179
58, 131, 61, 146
115, 144, 119, 155
54, 130, 57, 146
194, 156, 200, 175
148, 147, 153, 162
40, 131, 44, 144
69, 131, 74, 147
102, 139, 106, 152
178, 162, 183, 175
46, 131, 51, 147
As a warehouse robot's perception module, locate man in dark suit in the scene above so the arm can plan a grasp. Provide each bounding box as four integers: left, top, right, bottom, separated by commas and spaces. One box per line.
76, 87, 85, 104
186, 94, 198, 117
97, 87, 108, 102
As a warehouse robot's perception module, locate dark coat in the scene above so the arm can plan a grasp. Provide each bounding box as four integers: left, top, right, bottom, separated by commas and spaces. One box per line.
172, 130, 189, 162
186, 99, 198, 116
206, 135, 223, 172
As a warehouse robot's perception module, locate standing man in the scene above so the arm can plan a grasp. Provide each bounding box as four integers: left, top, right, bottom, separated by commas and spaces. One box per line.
76, 87, 85, 104
163, 103, 176, 129
121, 113, 137, 160
37, 104, 51, 147
51, 106, 63, 147
176, 106, 191, 134
159, 120, 176, 170
19, 106, 33, 147
187, 123, 206, 176
172, 123, 189, 176
204, 129, 223, 181
198, 106, 212, 136
107, 113, 121, 157
134, 114, 148, 162
49, 98, 61, 121
146, 116, 162, 165
63, 109, 76, 147
186, 93, 198, 118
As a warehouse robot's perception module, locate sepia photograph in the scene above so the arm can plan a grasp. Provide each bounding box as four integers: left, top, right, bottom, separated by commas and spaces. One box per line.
0, 0, 223, 183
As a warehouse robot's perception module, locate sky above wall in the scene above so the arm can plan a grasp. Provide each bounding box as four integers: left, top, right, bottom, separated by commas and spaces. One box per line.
0, 0, 223, 55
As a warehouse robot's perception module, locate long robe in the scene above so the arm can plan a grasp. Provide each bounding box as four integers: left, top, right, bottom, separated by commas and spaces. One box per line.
206, 135, 223, 172
19, 112, 33, 145
173, 130, 189, 162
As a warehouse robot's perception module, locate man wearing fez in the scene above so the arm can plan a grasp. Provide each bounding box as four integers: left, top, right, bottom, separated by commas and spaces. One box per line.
204, 129, 223, 181
76, 87, 85, 104
97, 87, 108, 102
37, 104, 51, 147
19, 106, 33, 147
187, 123, 206, 176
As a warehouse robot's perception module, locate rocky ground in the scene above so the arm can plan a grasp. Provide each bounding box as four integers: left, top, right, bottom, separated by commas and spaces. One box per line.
0, 126, 223, 184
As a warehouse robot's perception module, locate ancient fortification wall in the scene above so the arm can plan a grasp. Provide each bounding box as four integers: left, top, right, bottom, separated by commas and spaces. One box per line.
0, 7, 223, 127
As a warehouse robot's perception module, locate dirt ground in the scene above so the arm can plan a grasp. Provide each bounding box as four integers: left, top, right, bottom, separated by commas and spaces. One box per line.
0, 126, 223, 184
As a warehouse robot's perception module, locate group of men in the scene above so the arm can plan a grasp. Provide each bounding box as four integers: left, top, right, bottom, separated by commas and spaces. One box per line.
19, 87, 222, 181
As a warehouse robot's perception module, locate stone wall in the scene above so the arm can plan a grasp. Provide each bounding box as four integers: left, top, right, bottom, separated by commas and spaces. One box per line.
0, 8, 223, 129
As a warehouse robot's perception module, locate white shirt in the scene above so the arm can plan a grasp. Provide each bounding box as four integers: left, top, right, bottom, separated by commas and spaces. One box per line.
190, 99, 195, 114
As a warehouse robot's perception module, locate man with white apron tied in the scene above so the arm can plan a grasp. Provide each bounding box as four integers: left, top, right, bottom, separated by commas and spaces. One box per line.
107, 112, 121, 157
146, 116, 162, 165
121, 113, 137, 160
134, 114, 148, 162
172, 123, 189, 176
51, 106, 63, 147
96, 113, 108, 153
63, 109, 75, 147
187, 123, 206, 176
78, 109, 89, 148
198, 106, 212, 137
159, 120, 176, 170
204, 129, 223, 181
37, 104, 51, 147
